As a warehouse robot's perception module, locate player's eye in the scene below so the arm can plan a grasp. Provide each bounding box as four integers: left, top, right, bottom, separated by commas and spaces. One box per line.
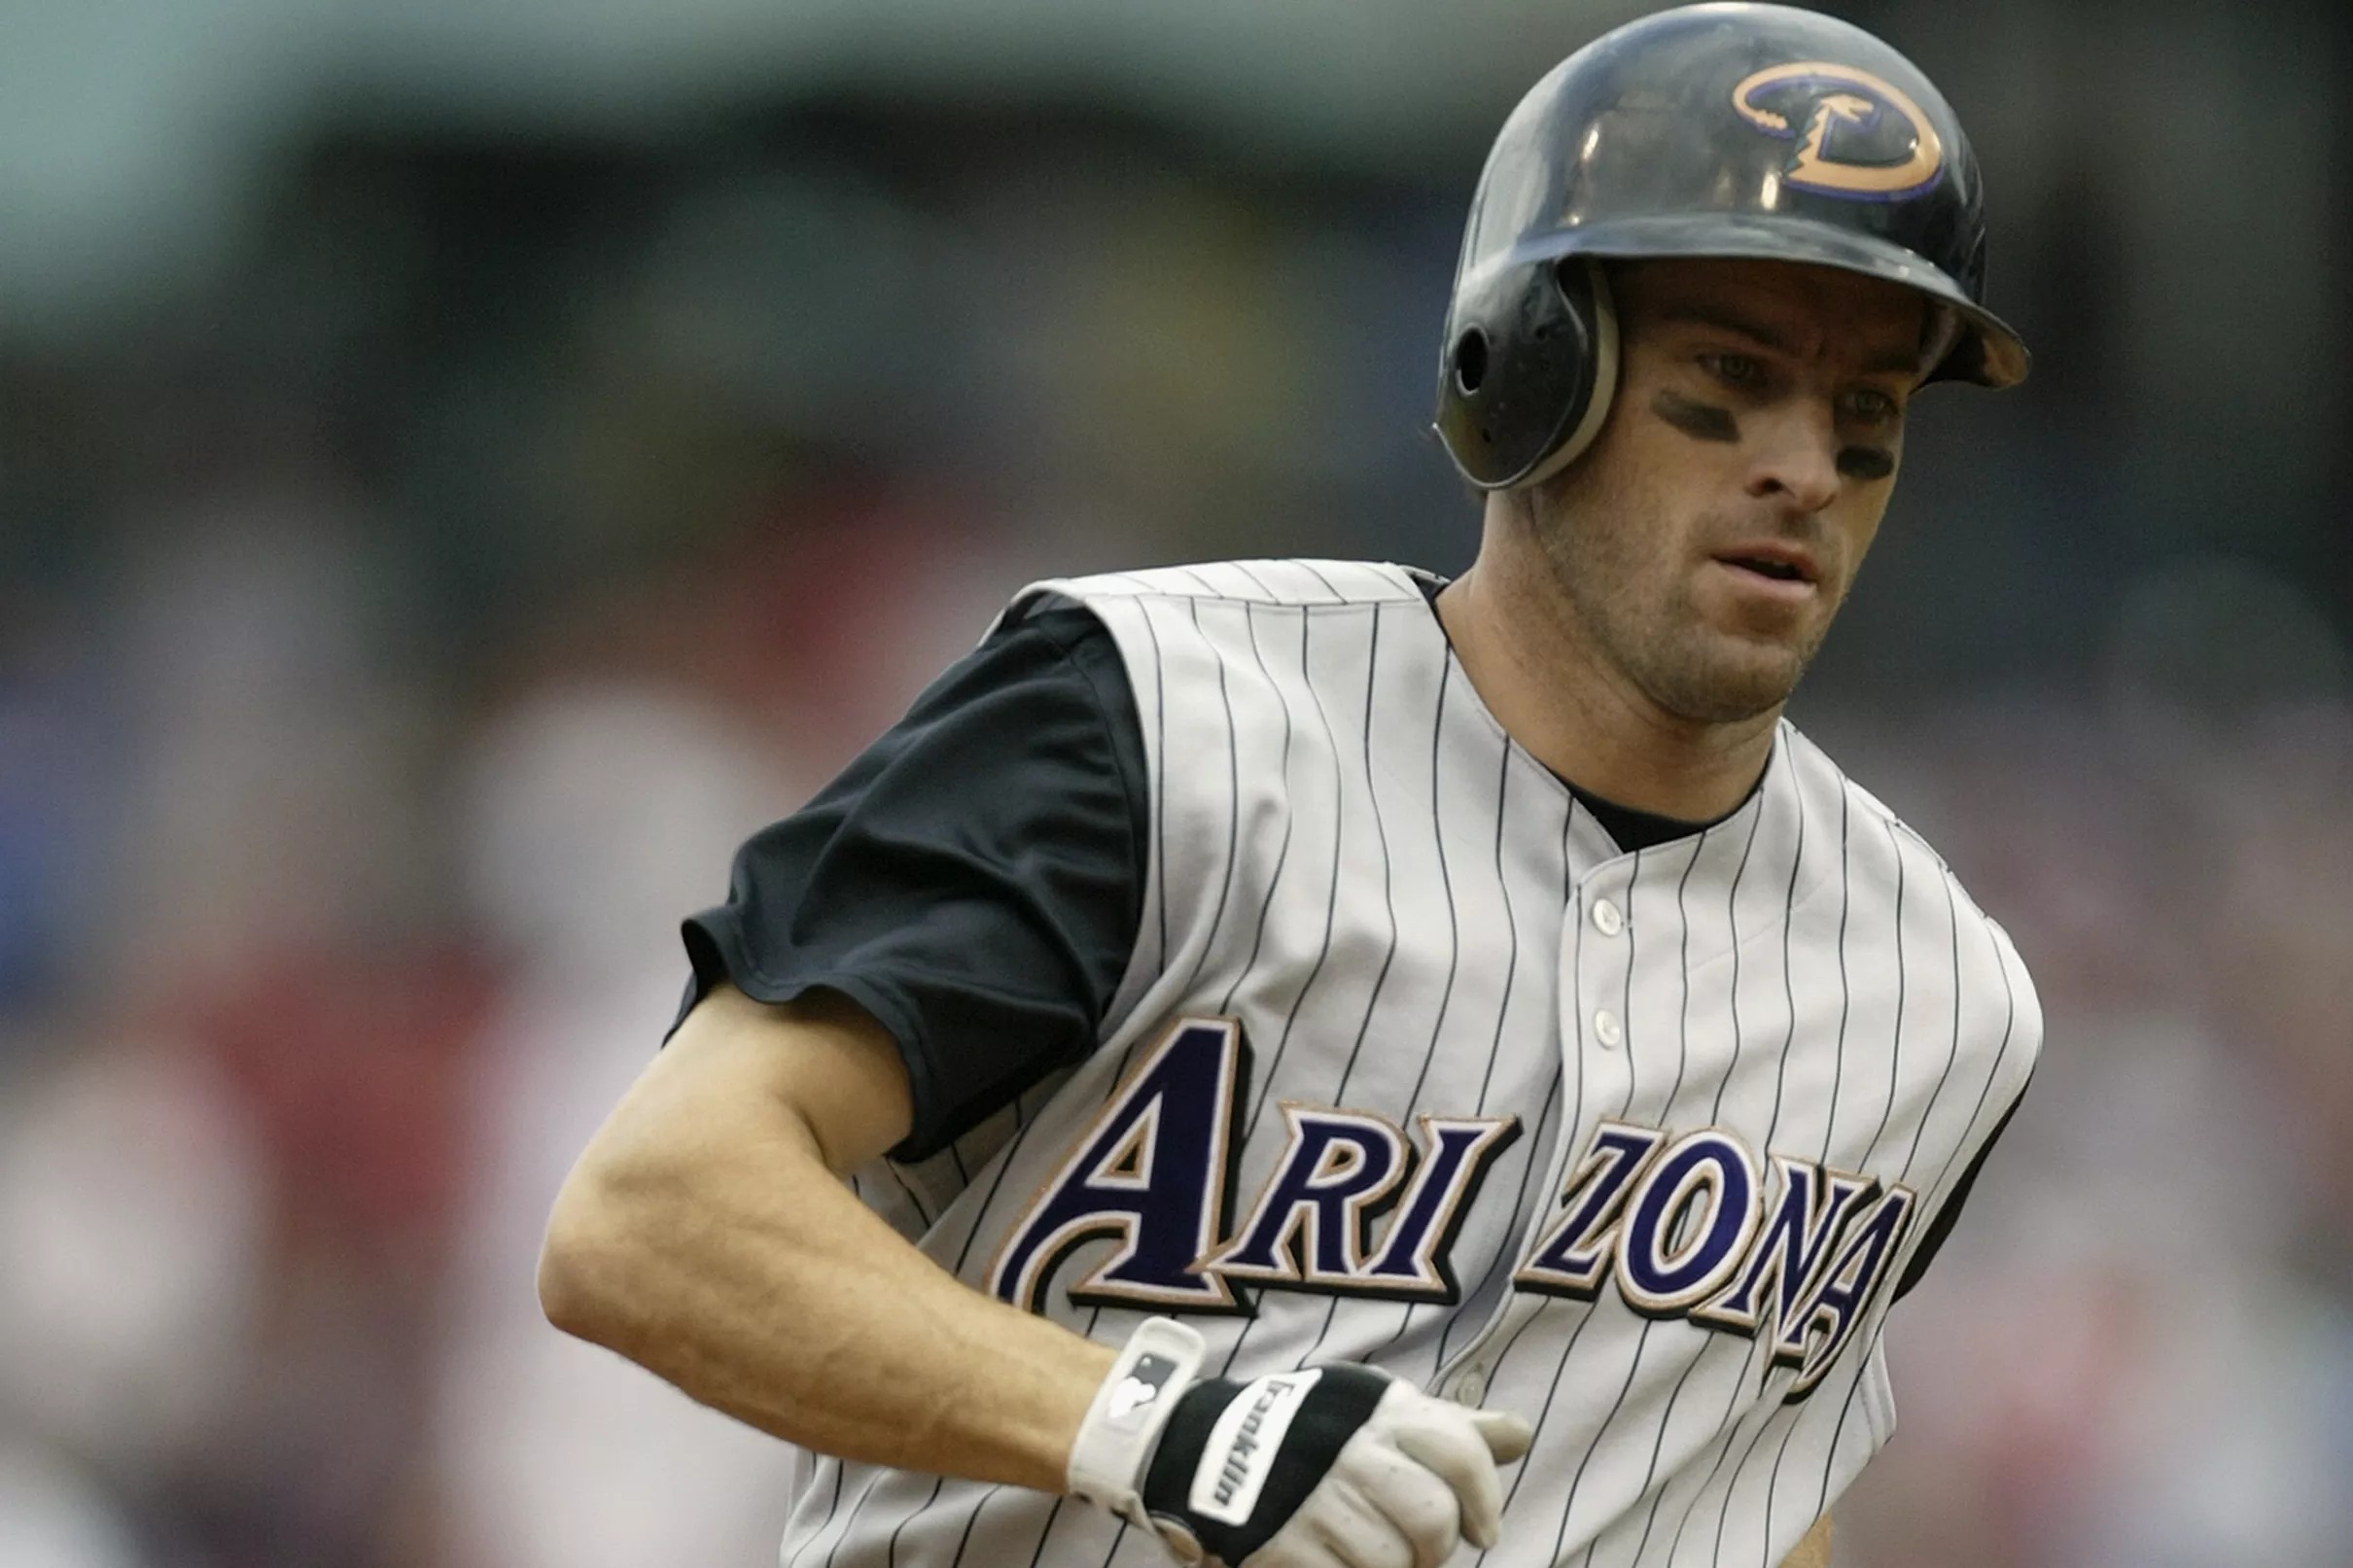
1698, 352, 1766, 389
1839, 387, 1903, 426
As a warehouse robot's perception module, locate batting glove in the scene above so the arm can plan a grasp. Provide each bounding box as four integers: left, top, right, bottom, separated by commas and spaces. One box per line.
1068, 1317, 1533, 1568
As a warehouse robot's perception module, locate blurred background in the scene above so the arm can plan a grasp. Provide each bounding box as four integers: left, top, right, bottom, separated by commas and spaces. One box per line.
4, 0, 2350, 1563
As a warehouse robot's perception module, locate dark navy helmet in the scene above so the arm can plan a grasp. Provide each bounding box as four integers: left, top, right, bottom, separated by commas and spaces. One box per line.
1436, 2, 2028, 491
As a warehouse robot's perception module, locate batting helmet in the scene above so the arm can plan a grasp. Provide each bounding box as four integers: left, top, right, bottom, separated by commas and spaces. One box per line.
1435, 2, 2029, 492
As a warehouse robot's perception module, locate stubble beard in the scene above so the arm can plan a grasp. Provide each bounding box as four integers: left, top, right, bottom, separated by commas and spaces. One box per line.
1528, 489, 1827, 727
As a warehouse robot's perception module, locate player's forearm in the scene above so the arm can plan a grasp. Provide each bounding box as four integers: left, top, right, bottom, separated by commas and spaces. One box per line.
540, 1038, 1113, 1491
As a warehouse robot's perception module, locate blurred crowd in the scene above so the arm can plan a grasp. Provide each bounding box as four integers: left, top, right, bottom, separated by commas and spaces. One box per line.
5, 3, 2352, 1565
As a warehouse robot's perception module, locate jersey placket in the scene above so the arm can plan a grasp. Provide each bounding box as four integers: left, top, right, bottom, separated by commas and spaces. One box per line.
1430, 843, 1641, 1406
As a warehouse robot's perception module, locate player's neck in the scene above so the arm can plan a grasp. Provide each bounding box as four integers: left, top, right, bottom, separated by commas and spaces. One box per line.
1434, 553, 1778, 825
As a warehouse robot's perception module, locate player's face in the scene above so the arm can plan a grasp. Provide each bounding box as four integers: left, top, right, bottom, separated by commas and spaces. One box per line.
1526, 258, 1932, 725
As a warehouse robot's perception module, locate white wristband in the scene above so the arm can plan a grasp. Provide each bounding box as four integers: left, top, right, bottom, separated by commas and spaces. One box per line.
1067, 1316, 1208, 1531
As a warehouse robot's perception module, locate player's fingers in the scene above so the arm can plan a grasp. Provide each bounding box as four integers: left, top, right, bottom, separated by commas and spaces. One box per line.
1351, 1448, 1467, 1568
1407, 1444, 1499, 1553
1244, 1522, 1356, 1568
1380, 1395, 1508, 1551
1252, 1475, 1409, 1568
1310, 1498, 1417, 1568
1467, 1409, 1533, 1466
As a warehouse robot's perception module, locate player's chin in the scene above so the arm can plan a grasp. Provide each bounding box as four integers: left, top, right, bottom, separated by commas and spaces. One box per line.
1655, 632, 1811, 723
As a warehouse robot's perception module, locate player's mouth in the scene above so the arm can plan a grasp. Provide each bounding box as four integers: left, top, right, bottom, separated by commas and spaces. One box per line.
1710, 542, 1821, 599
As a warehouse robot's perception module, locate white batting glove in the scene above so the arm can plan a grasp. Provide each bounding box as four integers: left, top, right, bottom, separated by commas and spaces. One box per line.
1068, 1318, 1533, 1568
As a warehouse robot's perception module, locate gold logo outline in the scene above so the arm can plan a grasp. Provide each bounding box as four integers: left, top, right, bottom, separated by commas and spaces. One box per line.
1732, 60, 1944, 200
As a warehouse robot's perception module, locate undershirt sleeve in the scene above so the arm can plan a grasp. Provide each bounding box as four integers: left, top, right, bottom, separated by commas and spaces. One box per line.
1893, 1084, 2029, 1300
674, 603, 1150, 1162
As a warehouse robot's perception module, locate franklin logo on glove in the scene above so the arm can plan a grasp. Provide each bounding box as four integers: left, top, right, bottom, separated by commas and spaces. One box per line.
1196, 1372, 1317, 1521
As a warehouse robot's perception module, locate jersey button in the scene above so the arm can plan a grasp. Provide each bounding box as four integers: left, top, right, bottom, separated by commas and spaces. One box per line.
1592, 898, 1624, 936
1594, 1009, 1624, 1049
1452, 1367, 1490, 1405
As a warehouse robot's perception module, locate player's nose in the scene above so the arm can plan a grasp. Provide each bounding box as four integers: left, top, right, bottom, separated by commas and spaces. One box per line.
1741, 403, 1842, 516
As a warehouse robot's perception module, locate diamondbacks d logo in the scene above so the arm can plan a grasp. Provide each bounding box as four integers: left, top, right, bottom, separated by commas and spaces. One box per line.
1732, 60, 1945, 200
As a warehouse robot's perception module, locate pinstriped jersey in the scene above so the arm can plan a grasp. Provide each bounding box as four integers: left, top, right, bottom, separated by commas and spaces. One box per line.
793, 559, 2041, 1568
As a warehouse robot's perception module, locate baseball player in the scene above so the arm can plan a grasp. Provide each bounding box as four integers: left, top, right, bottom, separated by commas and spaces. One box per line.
542, 7, 2041, 1567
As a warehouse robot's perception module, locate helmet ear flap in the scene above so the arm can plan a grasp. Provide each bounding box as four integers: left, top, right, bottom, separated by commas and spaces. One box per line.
1514, 259, 1619, 490
1434, 255, 1620, 491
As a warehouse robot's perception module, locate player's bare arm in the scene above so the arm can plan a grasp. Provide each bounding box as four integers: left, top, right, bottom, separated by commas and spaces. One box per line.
545, 983, 1532, 1565
540, 982, 1115, 1490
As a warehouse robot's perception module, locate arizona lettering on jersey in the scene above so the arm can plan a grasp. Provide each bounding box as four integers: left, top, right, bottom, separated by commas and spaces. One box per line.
989, 1022, 1907, 1402
794, 561, 2041, 1568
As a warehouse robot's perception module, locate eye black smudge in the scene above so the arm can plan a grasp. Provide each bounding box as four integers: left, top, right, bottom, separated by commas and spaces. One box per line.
1837, 445, 1895, 480
1650, 390, 1739, 443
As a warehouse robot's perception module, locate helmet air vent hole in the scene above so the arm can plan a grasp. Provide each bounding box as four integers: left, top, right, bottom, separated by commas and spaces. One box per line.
1453, 328, 1489, 394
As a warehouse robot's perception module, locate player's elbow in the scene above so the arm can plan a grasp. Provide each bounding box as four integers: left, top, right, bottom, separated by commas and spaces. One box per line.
538, 1147, 666, 1351
538, 1167, 616, 1343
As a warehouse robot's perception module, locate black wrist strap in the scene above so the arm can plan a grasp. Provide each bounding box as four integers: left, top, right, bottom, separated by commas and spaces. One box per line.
1141, 1366, 1392, 1565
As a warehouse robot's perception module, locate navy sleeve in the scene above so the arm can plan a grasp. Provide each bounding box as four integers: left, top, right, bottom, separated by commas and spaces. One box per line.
1893, 1086, 2028, 1301
676, 603, 1149, 1162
